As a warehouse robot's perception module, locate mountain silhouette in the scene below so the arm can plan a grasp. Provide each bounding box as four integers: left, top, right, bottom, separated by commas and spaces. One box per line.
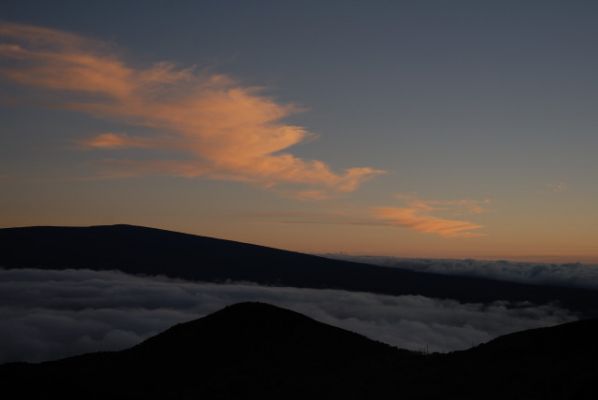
2, 224, 598, 316
0, 303, 414, 398
1, 302, 596, 399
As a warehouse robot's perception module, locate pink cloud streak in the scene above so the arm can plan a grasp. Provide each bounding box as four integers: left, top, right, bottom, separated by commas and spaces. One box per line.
373, 196, 487, 238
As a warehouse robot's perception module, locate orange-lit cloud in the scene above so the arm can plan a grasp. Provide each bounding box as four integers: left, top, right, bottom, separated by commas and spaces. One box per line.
79, 132, 165, 149
0, 22, 383, 196
373, 195, 487, 238
290, 190, 332, 201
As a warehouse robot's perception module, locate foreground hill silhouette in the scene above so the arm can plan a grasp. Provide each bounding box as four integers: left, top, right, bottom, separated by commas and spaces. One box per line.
2, 224, 598, 316
1, 302, 596, 399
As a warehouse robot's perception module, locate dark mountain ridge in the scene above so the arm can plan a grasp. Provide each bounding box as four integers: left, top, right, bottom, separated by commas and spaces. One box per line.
1, 302, 596, 399
2, 224, 598, 316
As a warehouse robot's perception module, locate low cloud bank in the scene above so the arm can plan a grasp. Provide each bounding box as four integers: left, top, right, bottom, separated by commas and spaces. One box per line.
326, 255, 598, 290
0, 268, 576, 363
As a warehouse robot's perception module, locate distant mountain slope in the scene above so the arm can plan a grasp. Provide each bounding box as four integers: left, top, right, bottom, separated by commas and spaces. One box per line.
1, 302, 596, 399
2, 224, 598, 316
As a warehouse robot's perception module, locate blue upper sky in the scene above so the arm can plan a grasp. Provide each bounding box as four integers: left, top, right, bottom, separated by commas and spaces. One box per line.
1, 0, 597, 261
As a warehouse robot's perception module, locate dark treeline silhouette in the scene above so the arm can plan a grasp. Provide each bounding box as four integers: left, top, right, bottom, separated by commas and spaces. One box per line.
1, 302, 596, 399
2, 224, 598, 316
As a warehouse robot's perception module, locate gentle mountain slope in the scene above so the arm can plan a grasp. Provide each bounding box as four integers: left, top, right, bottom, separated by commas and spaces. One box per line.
422, 319, 598, 399
2, 224, 598, 316
1, 303, 597, 399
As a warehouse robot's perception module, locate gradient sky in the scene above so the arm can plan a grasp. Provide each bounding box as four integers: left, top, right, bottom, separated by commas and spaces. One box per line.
1, 0, 597, 262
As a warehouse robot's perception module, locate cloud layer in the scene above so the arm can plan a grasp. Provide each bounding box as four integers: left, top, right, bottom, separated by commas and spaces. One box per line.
328, 255, 598, 290
0, 22, 383, 196
373, 195, 487, 238
0, 268, 576, 363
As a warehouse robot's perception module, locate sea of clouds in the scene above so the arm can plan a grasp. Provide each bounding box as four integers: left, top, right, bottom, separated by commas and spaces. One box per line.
0, 268, 577, 364
325, 255, 598, 289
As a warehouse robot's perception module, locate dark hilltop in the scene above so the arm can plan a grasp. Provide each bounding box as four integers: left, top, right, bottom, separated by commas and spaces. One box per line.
1, 302, 596, 399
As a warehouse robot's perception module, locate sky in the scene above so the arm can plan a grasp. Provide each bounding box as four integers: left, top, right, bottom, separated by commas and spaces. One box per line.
1, 0, 597, 262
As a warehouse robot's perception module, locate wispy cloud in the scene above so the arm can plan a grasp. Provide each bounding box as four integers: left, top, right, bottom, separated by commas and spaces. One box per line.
373, 195, 488, 238
0, 22, 383, 196
546, 182, 567, 193
78, 132, 162, 149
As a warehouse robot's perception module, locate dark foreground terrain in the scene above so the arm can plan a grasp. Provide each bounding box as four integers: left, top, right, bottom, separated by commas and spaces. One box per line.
2, 224, 598, 316
1, 302, 596, 399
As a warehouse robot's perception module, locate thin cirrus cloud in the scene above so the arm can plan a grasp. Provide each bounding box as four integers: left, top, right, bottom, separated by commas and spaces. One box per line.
546, 182, 567, 193
373, 195, 488, 238
80, 132, 160, 149
0, 22, 384, 196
